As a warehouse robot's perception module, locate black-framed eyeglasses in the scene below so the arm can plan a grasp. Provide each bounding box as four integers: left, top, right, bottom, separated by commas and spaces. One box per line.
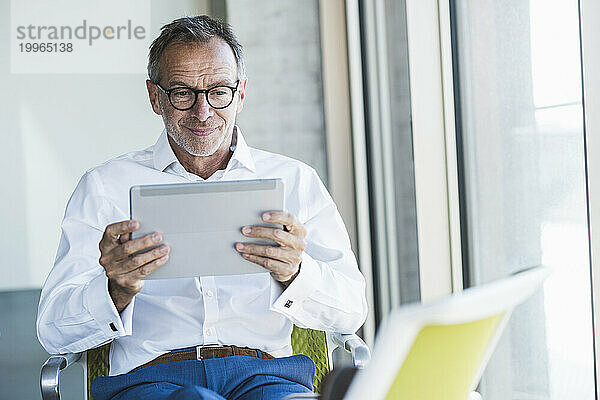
154, 80, 240, 111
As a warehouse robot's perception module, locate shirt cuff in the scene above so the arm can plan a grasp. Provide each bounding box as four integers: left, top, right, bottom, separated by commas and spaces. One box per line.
271, 252, 320, 317
84, 273, 133, 339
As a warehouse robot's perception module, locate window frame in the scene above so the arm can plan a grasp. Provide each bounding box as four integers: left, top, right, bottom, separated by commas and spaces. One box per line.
404, 0, 463, 300
579, 0, 600, 395
319, 0, 377, 345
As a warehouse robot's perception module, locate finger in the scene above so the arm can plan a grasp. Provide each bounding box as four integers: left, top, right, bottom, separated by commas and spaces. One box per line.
100, 220, 139, 252
236, 242, 302, 266
105, 244, 169, 278
132, 254, 169, 280
240, 253, 296, 281
112, 232, 163, 261
118, 232, 132, 244
122, 244, 170, 274
241, 226, 306, 249
262, 211, 306, 238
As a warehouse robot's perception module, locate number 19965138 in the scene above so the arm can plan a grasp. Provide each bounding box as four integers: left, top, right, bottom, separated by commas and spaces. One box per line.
19, 42, 73, 52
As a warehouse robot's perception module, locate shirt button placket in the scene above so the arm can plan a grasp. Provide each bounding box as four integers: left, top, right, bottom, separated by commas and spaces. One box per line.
200, 276, 219, 344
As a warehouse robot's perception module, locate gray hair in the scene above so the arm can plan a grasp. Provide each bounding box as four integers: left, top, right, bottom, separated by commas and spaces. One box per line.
148, 15, 246, 84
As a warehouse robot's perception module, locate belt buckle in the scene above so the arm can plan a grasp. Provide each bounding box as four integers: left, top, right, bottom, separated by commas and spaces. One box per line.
195, 344, 223, 360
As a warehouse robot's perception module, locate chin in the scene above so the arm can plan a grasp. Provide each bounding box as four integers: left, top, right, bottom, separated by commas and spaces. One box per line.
168, 125, 230, 157
187, 147, 219, 157
186, 136, 226, 157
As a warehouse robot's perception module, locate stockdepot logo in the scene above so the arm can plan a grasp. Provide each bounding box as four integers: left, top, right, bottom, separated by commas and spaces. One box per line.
16, 20, 146, 46
10, 0, 151, 74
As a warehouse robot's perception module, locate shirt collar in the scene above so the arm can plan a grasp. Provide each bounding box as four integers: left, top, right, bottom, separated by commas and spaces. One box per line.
230, 126, 256, 173
152, 126, 256, 173
152, 129, 178, 172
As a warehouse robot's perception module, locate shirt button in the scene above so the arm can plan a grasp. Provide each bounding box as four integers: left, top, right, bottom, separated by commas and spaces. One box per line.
206, 290, 214, 297
205, 328, 214, 335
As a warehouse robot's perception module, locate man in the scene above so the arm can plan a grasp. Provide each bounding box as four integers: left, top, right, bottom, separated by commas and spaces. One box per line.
37, 15, 367, 400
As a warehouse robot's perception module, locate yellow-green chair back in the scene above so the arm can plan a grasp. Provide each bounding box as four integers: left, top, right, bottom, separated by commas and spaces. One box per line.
343, 266, 550, 400
86, 326, 328, 399
385, 314, 503, 400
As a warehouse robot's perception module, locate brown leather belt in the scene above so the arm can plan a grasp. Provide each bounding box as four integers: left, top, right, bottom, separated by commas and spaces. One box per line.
129, 345, 275, 374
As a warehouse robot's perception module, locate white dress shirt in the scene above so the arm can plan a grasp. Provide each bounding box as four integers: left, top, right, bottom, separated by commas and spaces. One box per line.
36, 128, 368, 375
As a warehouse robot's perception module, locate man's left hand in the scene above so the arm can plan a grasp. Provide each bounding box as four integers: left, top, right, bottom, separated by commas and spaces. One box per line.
236, 211, 306, 286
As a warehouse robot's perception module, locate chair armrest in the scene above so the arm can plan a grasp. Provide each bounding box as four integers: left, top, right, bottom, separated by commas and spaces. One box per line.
282, 393, 320, 400
331, 333, 371, 369
40, 353, 82, 400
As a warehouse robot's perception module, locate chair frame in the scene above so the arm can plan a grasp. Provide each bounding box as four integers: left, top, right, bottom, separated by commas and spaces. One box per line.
40, 332, 370, 400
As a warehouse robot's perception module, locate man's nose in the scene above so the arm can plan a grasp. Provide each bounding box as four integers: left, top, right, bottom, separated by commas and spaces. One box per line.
192, 94, 214, 121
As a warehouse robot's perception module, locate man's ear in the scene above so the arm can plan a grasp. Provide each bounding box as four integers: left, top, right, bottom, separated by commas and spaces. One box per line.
146, 80, 162, 115
235, 78, 248, 115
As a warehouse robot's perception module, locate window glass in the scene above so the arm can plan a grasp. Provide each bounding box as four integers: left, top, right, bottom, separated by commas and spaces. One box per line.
451, 0, 595, 398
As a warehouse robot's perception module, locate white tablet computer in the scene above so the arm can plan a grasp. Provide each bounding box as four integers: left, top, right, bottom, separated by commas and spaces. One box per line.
129, 178, 284, 279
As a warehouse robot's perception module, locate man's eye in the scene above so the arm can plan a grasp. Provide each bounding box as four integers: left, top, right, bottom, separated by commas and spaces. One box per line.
211, 89, 228, 96
173, 89, 191, 96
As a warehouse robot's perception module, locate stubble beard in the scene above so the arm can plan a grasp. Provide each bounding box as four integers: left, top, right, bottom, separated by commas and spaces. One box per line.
160, 101, 227, 157
164, 120, 227, 157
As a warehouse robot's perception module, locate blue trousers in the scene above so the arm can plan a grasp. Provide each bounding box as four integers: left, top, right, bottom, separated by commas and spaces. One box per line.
91, 354, 315, 400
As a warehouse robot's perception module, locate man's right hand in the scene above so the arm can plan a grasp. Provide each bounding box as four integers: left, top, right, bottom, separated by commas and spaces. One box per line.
99, 220, 170, 313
